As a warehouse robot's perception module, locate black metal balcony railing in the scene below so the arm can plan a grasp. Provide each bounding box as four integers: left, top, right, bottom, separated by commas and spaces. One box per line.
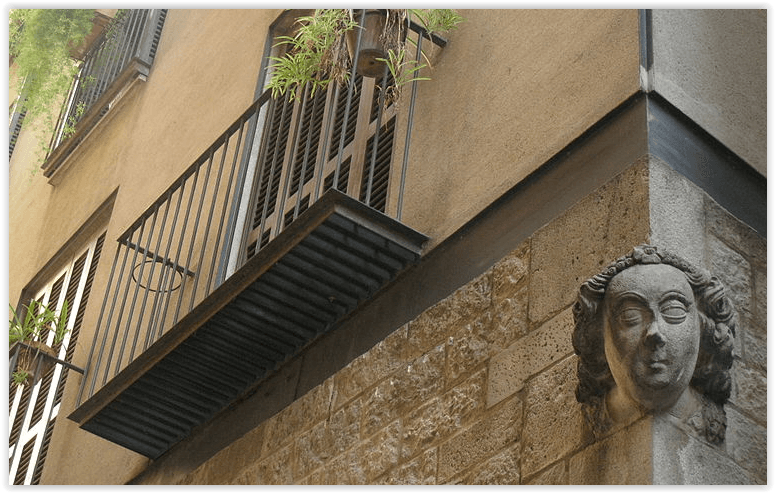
44, 9, 167, 176
70, 13, 442, 458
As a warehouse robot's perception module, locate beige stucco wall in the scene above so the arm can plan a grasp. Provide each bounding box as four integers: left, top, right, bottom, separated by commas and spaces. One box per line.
651, 9, 767, 177
403, 9, 641, 248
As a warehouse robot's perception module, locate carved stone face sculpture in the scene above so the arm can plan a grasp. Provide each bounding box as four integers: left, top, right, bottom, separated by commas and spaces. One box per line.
603, 263, 700, 412
572, 245, 736, 442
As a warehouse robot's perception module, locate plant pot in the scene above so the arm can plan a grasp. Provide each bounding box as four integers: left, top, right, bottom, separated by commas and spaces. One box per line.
12, 341, 57, 385
346, 9, 406, 78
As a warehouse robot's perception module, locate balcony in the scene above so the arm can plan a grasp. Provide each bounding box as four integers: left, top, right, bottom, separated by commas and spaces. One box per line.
69, 14, 442, 459
43, 9, 168, 181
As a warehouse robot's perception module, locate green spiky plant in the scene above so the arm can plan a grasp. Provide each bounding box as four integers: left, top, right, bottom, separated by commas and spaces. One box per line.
9, 299, 69, 386
266, 9, 463, 105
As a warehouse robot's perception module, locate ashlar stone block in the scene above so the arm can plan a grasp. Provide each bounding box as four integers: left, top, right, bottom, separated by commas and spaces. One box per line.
526, 461, 567, 485
522, 355, 589, 476
462, 441, 521, 485
437, 395, 522, 482
376, 447, 438, 485
569, 418, 652, 484
487, 307, 574, 407
725, 406, 767, 482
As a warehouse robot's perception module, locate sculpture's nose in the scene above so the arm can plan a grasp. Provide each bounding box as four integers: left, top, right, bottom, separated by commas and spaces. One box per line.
644, 318, 666, 350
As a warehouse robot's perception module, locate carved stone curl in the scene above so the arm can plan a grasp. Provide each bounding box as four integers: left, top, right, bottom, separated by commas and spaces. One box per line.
572, 245, 736, 443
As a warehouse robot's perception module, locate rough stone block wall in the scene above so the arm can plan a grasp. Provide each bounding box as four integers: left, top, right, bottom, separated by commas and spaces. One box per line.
174, 159, 765, 484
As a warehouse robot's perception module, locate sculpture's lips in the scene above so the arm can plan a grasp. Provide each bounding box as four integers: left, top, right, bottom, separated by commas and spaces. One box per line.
647, 360, 668, 371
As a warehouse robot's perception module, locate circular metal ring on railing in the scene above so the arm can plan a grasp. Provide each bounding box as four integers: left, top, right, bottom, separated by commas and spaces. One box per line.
131, 258, 185, 293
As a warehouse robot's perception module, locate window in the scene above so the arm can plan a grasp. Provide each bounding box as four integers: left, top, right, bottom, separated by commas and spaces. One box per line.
8, 233, 106, 485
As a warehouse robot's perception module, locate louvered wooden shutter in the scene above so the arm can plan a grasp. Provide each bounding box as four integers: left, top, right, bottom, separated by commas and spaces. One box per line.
244, 44, 400, 259
9, 107, 27, 159
9, 233, 105, 485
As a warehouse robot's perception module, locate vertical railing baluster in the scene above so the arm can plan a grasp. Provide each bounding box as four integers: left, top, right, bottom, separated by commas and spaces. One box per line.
113, 202, 169, 376
274, 85, 306, 235
175, 151, 215, 321
148, 182, 186, 337
220, 105, 261, 281
77, 241, 121, 403
189, 139, 230, 312
313, 85, 338, 201
97, 220, 149, 387
397, 29, 424, 221
333, 9, 366, 193
173, 160, 205, 323
205, 121, 245, 294
295, 83, 319, 220
171, 165, 203, 326
141, 179, 187, 348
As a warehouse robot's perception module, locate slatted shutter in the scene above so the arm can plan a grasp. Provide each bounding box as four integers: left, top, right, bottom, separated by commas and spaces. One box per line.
242, 17, 406, 261
9, 233, 105, 485
9, 107, 27, 159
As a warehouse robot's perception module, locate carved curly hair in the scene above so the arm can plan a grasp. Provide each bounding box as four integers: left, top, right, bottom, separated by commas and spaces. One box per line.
572, 245, 737, 414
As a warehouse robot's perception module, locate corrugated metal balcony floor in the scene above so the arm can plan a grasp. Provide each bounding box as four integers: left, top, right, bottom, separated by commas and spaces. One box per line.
68, 190, 427, 459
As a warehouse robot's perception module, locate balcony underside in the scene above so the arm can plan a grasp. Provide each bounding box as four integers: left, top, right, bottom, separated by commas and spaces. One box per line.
68, 190, 427, 459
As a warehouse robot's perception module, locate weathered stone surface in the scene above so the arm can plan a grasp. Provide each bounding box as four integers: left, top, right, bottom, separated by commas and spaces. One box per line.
376, 447, 438, 485
438, 395, 522, 482
491, 240, 530, 302
332, 325, 408, 410
187, 423, 265, 484
362, 344, 445, 437
741, 326, 766, 375
648, 157, 706, 266
445, 312, 493, 385
752, 263, 766, 324
357, 420, 402, 481
526, 461, 567, 485
463, 442, 521, 485
489, 225, 530, 352
328, 397, 361, 455
406, 272, 492, 360
522, 355, 588, 476
530, 161, 649, 324
707, 234, 752, 321
705, 195, 767, 266
262, 378, 333, 456
401, 369, 486, 461
569, 417, 652, 484
325, 447, 367, 484
653, 418, 758, 484
248, 443, 294, 484
487, 307, 574, 407
725, 406, 767, 482
294, 420, 331, 479
730, 361, 767, 425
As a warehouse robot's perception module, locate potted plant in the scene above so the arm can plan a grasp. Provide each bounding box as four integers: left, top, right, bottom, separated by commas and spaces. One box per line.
9, 299, 69, 386
266, 9, 464, 105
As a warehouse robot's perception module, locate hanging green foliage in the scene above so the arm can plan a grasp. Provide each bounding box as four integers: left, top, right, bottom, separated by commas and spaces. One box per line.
9, 9, 95, 160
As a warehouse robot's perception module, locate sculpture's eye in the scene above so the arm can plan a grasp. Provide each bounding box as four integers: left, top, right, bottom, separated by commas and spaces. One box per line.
661, 300, 688, 323
617, 306, 647, 327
